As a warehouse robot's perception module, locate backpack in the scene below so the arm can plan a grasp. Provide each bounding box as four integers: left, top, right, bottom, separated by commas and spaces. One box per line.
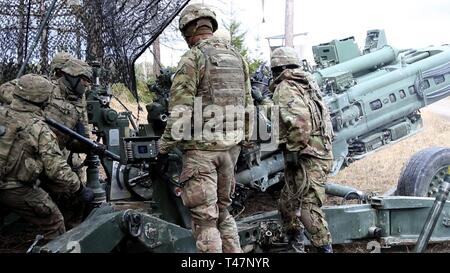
0, 107, 21, 180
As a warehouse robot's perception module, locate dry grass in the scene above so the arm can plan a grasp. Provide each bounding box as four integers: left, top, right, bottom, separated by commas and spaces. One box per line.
332, 106, 450, 195
109, 96, 148, 125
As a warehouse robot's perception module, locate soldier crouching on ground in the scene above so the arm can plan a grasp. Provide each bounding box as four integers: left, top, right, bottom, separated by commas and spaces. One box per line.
158, 4, 255, 253
270, 47, 334, 253
0, 74, 94, 240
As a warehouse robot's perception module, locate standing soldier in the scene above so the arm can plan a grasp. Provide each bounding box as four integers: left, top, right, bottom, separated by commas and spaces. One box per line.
158, 4, 254, 253
0, 74, 93, 239
270, 47, 334, 253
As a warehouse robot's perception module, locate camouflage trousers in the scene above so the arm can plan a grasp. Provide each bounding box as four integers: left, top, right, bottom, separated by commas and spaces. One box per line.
279, 155, 332, 247
179, 146, 242, 253
0, 186, 65, 239
42, 149, 86, 230
39, 176, 85, 230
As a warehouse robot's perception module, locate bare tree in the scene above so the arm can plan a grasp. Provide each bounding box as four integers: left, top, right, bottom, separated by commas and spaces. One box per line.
0, 0, 189, 89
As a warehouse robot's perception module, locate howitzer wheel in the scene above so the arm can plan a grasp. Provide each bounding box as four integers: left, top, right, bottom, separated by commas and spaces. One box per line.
396, 147, 450, 197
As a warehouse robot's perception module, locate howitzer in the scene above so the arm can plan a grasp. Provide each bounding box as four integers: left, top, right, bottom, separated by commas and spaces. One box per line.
0, 1, 450, 252
15, 22, 450, 253
309, 29, 450, 173
8, 0, 450, 252
93, 29, 450, 202
45, 117, 121, 161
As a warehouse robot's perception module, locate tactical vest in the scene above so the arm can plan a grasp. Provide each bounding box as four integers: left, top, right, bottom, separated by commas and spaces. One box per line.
195, 39, 246, 139
0, 108, 43, 189
45, 82, 82, 147
289, 70, 334, 159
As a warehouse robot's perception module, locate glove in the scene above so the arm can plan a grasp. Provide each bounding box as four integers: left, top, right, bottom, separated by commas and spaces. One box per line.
251, 86, 264, 103
77, 184, 94, 203
157, 150, 169, 165
154, 145, 170, 175
93, 143, 107, 155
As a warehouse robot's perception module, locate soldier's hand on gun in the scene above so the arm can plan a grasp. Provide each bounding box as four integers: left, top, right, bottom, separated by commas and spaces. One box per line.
93, 143, 107, 155
251, 86, 264, 103
77, 184, 95, 203
155, 139, 170, 173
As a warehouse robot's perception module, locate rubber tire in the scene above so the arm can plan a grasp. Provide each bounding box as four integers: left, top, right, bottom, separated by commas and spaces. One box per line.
396, 147, 450, 197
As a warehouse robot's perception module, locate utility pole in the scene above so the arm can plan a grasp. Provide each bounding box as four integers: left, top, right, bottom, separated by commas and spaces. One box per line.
153, 37, 161, 77
284, 0, 294, 48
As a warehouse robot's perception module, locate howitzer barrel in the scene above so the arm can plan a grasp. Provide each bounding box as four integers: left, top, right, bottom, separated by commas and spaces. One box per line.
325, 183, 366, 200
332, 46, 450, 144
236, 152, 284, 191
45, 117, 121, 161
347, 47, 450, 102
313, 46, 398, 85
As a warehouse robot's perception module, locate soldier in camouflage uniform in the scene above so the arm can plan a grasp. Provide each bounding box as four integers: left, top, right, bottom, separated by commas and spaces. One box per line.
270, 47, 334, 253
42, 53, 93, 229
46, 53, 92, 152
0, 74, 93, 239
158, 4, 254, 253
0, 53, 92, 153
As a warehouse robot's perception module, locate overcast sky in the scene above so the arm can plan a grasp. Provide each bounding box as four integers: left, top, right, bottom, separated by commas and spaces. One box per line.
139, 0, 450, 67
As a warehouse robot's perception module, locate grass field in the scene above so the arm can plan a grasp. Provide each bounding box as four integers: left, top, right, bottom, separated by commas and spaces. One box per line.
332, 107, 450, 195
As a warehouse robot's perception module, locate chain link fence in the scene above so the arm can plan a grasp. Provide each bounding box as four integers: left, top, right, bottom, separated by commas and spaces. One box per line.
0, 0, 189, 92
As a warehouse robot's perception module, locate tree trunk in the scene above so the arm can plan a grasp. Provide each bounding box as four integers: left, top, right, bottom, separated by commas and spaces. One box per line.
84, 0, 104, 62
17, 0, 27, 69
39, 0, 49, 74
284, 0, 294, 48
153, 36, 161, 77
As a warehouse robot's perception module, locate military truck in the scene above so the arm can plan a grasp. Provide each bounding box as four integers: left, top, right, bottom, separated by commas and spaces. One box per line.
1, 0, 450, 253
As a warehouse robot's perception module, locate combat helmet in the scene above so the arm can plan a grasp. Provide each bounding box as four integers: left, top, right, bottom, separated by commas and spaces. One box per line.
50, 51, 72, 73
270, 47, 301, 69
14, 74, 54, 104
178, 4, 218, 35
61, 58, 93, 80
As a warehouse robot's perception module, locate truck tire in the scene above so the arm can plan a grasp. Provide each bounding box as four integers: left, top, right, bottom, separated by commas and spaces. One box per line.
396, 147, 450, 197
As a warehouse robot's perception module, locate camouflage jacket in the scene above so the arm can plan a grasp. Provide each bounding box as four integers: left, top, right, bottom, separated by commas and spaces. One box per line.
159, 37, 254, 152
271, 68, 333, 159
0, 100, 81, 191
45, 77, 90, 148
0, 77, 89, 149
